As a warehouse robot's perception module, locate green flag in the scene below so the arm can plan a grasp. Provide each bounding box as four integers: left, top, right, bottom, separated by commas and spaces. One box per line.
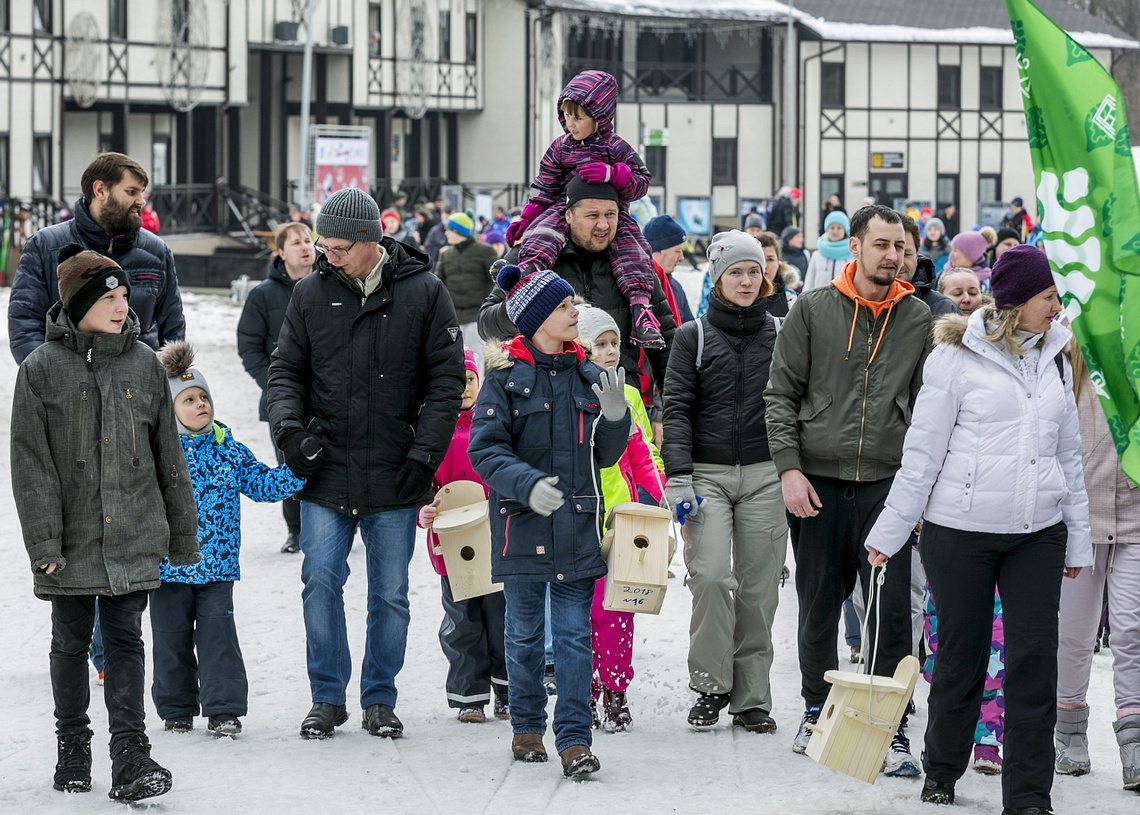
1005, 0, 1140, 484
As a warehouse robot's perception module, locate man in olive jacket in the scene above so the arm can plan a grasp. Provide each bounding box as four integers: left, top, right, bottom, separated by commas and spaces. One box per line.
267, 187, 465, 742
763, 205, 932, 773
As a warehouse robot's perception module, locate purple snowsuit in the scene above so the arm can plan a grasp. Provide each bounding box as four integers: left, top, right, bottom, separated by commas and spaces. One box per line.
519, 70, 655, 305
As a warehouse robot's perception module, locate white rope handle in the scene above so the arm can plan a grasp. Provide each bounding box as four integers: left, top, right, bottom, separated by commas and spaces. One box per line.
859, 562, 895, 727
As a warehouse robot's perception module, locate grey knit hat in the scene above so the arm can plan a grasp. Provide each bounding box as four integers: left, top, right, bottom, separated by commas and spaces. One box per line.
706, 229, 765, 287
315, 188, 383, 243
574, 303, 621, 347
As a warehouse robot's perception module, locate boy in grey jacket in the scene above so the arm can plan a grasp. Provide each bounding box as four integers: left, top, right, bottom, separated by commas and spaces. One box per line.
11, 246, 199, 802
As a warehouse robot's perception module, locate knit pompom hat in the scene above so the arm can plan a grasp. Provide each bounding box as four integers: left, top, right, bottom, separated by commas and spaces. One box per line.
574, 303, 621, 348
56, 244, 131, 324
952, 231, 989, 266
496, 265, 575, 338
924, 217, 946, 236
315, 188, 383, 243
447, 212, 475, 237
706, 229, 765, 288
157, 340, 213, 434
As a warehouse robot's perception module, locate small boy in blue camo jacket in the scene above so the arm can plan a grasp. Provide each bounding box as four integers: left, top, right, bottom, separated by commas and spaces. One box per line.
151, 341, 305, 736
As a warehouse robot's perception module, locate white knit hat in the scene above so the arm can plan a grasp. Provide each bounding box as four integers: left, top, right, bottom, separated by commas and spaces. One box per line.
574, 303, 621, 347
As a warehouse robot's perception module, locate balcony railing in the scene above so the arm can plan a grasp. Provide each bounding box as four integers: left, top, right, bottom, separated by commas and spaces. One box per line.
563, 59, 772, 104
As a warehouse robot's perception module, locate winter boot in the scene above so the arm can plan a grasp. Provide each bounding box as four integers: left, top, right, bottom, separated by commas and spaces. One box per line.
362, 704, 403, 738
511, 733, 547, 762
493, 691, 510, 720
602, 689, 632, 732
920, 777, 955, 805
687, 692, 729, 728
732, 708, 777, 733
299, 702, 348, 740
457, 706, 486, 724
1055, 705, 1092, 775
207, 715, 242, 736
629, 303, 665, 349
972, 743, 1002, 775
53, 730, 92, 793
164, 716, 193, 733
1113, 713, 1140, 791
560, 745, 600, 778
280, 532, 300, 554
107, 737, 172, 802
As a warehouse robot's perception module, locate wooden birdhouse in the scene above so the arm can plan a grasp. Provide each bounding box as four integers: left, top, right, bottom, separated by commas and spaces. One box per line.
432, 480, 502, 601
805, 655, 921, 785
600, 502, 675, 614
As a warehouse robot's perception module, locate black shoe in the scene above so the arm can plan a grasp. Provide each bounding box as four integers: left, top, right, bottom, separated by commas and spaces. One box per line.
280, 532, 300, 554
920, 777, 956, 805
1001, 809, 1053, 815
543, 664, 557, 696
362, 704, 403, 738
53, 730, 92, 793
493, 693, 510, 720
732, 708, 777, 733
687, 692, 730, 727
107, 737, 172, 802
164, 717, 194, 733
299, 703, 348, 740
630, 303, 666, 349
207, 714, 242, 736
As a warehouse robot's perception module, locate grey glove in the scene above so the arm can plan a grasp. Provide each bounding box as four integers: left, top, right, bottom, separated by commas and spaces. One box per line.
591, 366, 628, 423
528, 476, 565, 517
665, 474, 698, 520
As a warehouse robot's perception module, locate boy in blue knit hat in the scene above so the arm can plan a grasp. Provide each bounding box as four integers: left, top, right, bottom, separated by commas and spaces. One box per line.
468, 265, 630, 778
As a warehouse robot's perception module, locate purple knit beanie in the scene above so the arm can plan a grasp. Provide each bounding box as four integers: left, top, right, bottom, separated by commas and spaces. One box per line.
990, 244, 1056, 309
951, 231, 989, 266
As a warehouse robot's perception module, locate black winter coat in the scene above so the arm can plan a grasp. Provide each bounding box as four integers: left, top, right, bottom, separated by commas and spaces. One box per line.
478, 241, 676, 408
435, 237, 498, 323
236, 258, 302, 421
766, 198, 798, 236
266, 240, 466, 516
661, 292, 777, 476
911, 256, 961, 318
8, 198, 185, 364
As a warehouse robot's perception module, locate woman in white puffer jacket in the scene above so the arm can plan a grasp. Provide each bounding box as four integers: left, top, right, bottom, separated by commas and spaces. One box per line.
864, 245, 1091, 815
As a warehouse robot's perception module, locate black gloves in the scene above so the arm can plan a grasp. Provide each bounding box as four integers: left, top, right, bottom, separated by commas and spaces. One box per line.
280, 429, 325, 477
395, 459, 436, 503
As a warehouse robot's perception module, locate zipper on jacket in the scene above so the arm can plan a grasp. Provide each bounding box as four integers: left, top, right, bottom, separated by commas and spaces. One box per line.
77, 386, 89, 469
123, 385, 140, 466
854, 316, 874, 480
578, 410, 584, 445
502, 513, 516, 556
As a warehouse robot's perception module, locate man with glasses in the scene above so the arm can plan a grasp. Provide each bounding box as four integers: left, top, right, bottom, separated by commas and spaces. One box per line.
268, 187, 466, 741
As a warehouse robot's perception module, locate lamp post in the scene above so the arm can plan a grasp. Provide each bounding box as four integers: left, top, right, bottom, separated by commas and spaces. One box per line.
297, 0, 316, 208
784, 0, 797, 190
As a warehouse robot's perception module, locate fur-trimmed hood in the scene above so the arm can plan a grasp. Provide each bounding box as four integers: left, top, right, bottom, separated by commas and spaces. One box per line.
932, 313, 969, 347
776, 261, 801, 292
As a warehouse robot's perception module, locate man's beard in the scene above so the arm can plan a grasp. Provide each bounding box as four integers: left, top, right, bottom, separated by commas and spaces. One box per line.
867, 268, 897, 287
100, 197, 142, 234
569, 222, 614, 253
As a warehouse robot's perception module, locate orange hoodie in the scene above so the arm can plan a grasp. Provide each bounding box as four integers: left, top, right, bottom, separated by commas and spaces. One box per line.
831, 260, 915, 366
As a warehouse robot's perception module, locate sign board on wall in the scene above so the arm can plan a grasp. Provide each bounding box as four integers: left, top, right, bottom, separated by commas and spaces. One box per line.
871, 151, 905, 170
311, 125, 372, 204
676, 196, 712, 236
977, 202, 1009, 228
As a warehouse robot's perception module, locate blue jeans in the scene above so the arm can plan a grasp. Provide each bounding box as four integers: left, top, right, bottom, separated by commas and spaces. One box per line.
504, 577, 594, 753
299, 501, 417, 709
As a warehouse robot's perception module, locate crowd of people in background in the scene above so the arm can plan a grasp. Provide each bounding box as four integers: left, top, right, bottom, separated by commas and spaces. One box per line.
8, 66, 1139, 810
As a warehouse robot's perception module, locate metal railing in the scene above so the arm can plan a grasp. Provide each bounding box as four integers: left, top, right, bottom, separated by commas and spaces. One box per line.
563, 59, 772, 104
147, 183, 293, 250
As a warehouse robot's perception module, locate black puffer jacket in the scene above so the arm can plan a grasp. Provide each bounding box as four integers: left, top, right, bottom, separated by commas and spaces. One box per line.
478, 241, 676, 407
267, 239, 465, 516
8, 198, 185, 364
661, 292, 777, 476
911, 255, 961, 318
236, 258, 302, 421
435, 237, 498, 323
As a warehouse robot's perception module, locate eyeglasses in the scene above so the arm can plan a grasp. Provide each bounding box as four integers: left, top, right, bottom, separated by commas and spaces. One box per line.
315, 240, 357, 258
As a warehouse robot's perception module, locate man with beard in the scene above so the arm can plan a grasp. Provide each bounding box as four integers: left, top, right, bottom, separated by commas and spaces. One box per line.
763, 205, 932, 776
8, 152, 185, 363
478, 178, 676, 417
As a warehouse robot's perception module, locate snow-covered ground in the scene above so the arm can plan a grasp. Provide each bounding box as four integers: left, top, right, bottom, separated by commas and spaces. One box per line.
0, 275, 1130, 813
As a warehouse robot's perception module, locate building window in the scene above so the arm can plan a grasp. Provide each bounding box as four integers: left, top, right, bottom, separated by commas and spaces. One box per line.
33, 0, 51, 32
821, 63, 845, 109
644, 145, 666, 187
937, 65, 961, 109
465, 13, 476, 63
565, 27, 623, 90
369, 4, 382, 55
152, 136, 171, 187
438, 10, 451, 62
979, 66, 1003, 110
99, 132, 115, 154
109, 0, 127, 39
820, 174, 844, 208
0, 134, 8, 196
33, 136, 51, 194
978, 174, 1002, 204
711, 138, 737, 186
937, 174, 960, 209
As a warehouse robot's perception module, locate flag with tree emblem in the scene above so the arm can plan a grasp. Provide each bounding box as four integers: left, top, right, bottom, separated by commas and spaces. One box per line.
1004, 0, 1140, 485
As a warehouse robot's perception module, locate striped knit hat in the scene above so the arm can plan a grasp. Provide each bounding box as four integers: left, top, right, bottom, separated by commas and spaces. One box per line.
56, 244, 131, 324
496, 265, 575, 338
316, 188, 383, 243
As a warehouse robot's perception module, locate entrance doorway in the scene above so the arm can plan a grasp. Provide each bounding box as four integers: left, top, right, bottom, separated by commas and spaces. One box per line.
869, 173, 907, 208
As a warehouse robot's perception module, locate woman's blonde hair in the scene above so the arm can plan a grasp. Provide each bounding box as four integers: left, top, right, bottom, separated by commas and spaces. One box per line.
1067, 335, 1087, 403
980, 303, 1032, 354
